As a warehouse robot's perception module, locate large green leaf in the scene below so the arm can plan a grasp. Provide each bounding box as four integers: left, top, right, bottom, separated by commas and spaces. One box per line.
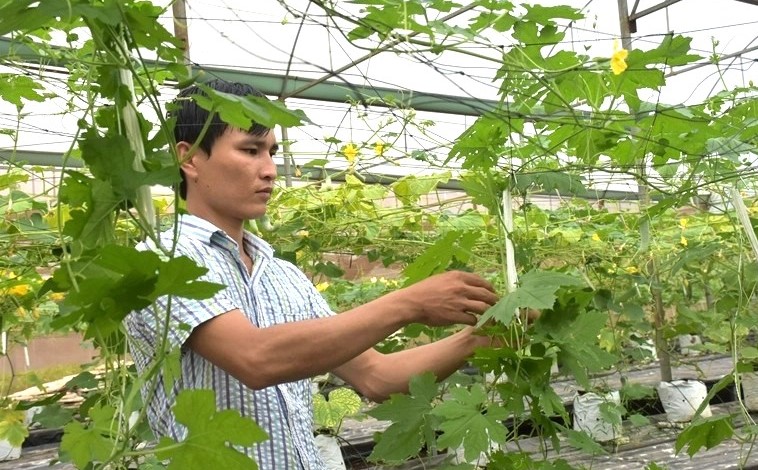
431, 384, 508, 462
0, 74, 48, 107
479, 270, 584, 325
0, 0, 92, 35
403, 230, 481, 285
367, 372, 439, 463
60, 404, 116, 468
79, 129, 179, 200
154, 389, 267, 470
194, 87, 310, 130
675, 415, 734, 457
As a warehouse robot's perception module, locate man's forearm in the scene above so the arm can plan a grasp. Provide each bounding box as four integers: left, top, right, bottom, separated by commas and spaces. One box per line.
365, 327, 490, 401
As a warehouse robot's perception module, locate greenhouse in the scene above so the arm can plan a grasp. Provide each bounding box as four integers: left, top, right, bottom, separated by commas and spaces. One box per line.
1, 0, 758, 468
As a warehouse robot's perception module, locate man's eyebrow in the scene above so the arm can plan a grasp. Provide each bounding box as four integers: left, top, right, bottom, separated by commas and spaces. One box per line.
239, 136, 277, 147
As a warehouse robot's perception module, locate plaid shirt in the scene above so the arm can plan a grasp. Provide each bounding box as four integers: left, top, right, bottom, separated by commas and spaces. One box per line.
125, 215, 332, 469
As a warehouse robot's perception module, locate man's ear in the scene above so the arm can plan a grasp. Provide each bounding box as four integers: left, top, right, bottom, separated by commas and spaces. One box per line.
178, 141, 200, 179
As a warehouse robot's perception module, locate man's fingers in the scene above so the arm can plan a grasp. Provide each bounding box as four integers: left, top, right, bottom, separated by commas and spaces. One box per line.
455, 271, 496, 292
465, 286, 499, 307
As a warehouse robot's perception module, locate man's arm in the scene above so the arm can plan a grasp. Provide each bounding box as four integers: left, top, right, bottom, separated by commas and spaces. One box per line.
332, 326, 491, 402
186, 271, 498, 391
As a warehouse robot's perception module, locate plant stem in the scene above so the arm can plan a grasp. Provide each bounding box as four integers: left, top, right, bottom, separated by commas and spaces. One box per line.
651, 268, 672, 382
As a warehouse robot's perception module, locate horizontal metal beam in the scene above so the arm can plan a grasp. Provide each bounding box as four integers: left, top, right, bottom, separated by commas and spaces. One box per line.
0, 37, 498, 117
629, 0, 683, 21
1, 149, 83, 168
1, 149, 645, 202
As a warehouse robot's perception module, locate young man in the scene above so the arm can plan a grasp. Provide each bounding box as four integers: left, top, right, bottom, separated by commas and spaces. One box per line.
125, 79, 499, 469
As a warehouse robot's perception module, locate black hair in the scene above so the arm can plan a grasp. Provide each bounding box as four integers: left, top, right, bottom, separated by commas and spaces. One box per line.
170, 79, 271, 199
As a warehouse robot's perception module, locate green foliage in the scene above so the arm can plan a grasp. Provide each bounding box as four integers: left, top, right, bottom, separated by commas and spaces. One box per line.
193, 86, 311, 129
154, 390, 268, 470
34, 404, 75, 429
60, 403, 118, 468
403, 230, 481, 285
313, 387, 362, 433
675, 415, 734, 457
432, 384, 508, 462
487, 451, 577, 469
367, 372, 439, 463
479, 270, 584, 325
0, 408, 28, 447
0, 74, 49, 106
48, 245, 224, 345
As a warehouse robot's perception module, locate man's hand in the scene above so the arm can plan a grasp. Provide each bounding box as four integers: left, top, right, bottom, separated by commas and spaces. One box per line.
398, 271, 499, 327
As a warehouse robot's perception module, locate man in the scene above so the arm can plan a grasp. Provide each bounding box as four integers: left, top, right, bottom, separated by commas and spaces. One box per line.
125, 79, 499, 469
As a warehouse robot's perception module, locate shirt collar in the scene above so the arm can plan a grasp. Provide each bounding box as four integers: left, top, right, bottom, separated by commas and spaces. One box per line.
176, 214, 274, 260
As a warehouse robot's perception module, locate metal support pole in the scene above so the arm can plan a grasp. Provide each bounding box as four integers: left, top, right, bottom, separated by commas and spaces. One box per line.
617, 0, 672, 383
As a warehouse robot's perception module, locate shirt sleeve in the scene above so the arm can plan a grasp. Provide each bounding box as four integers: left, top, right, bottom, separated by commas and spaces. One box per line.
132, 245, 241, 351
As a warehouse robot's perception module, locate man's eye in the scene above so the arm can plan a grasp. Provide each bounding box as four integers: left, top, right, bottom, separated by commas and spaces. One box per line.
243, 148, 258, 154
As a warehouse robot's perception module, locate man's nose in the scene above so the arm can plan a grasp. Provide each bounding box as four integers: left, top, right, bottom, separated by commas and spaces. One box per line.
262, 154, 278, 180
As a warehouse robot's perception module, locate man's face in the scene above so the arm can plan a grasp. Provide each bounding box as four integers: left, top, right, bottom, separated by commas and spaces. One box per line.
183, 127, 278, 223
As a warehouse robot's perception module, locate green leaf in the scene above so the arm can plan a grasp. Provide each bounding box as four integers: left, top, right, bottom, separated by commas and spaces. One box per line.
60, 174, 119, 249
392, 173, 451, 206
367, 373, 439, 463
675, 415, 734, 457
562, 426, 606, 455
0, 409, 29, 447
0, 172, 28, 190
628, 34, 701, 68
313, 387, 362, 431
60, 404, 116, 468
0, 74, 48, 107
34, 404, 75, 429
152, 256, 225, 300
645, 463, 668, 470
154, 389, 267, 469
79, 129, 178, 201
431, 384, 508, 462
65, 371, 100, 390
194, 87, 310, 130
459, 170, 507, 216
402, 231, 457, 284
555, 312, 618, 389
628, 413, 650, 426
479, 270, 584, 325
0, 0, 90, 35
523, 4, 584, 23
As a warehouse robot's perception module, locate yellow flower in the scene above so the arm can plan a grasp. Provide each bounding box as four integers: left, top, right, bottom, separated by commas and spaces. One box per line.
342, 143, 359, 164
296, 230, 309, 238
679, 218, 688, 229
7, 284, 30, 296
370, 276, 378, 284
374, 141, 386, 156
50, 292, 66, 302
591, 233, 601, 242
611, 39, 629, 75
625, 266, 639, 274
680, 235, 688, 246
316, 282, 330, 292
